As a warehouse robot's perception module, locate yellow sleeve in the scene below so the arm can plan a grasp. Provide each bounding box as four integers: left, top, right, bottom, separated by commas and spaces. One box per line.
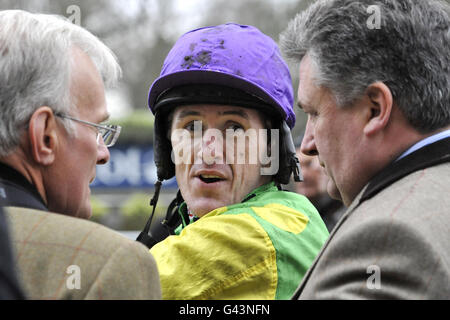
150, 213, 277, 300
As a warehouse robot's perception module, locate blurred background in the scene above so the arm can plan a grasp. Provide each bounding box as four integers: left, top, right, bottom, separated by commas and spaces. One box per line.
0, 0, 314, 236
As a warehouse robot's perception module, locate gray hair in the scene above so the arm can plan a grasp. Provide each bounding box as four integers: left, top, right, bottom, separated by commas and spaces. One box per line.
280, 0, 450, 133
0, 10, 121, 156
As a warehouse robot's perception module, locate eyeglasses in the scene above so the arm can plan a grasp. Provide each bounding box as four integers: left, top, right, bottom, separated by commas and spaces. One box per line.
55, 113, 121, 147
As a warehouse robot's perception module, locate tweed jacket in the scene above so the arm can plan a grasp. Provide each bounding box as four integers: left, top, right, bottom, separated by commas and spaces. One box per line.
0, 206, 25, 299
292, 137, 450, 299
5, 206, 162, 300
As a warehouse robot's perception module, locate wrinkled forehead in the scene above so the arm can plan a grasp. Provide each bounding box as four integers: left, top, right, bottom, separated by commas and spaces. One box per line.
173, 104, 248, 119
70, 47, 108, 121
169, 104, 270, 128
297, 55, 317, 107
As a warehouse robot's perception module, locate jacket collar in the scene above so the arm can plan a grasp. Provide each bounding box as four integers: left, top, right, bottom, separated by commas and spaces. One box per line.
0, 162, 48, 211
360, 136, 450, 203
241, 181, 278, 203
178, 181, 279, 230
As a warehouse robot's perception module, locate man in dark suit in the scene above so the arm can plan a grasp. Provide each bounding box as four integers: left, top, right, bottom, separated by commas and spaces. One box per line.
281, 0, 450, 299
0, 10, 161, 299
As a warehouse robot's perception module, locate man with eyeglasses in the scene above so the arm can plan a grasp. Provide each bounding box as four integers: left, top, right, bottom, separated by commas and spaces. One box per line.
54, 113, 121, 149
0, 10, 161, 300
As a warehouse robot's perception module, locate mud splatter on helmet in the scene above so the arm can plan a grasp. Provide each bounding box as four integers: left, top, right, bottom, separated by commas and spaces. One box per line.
148, 23, 300, 184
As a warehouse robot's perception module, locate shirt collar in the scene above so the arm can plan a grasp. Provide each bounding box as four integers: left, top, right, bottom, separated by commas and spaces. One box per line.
397, 128, 450, 161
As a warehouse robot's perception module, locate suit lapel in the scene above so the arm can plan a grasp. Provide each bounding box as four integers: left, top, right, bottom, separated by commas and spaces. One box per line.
361, 137, 450, 202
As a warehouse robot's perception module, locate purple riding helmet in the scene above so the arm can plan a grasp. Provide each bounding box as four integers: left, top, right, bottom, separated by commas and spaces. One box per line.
138, 24, 302, 248
148, 23, 301, 184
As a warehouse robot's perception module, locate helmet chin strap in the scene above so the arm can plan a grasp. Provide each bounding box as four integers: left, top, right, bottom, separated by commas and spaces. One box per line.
136, 181, 189, 249
282, 121, 303, 183
136, 180, 162, 248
